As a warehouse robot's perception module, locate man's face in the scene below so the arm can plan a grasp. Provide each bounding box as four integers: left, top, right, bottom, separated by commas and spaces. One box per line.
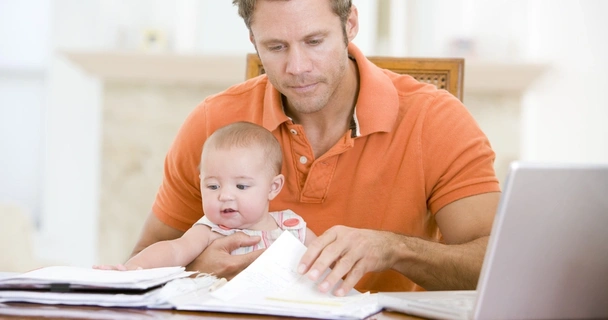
250, 0, 357, 115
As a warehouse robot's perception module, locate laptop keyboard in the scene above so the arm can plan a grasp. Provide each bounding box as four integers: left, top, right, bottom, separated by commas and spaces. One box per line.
416, 295, 475, 310
379, 291, 477, 319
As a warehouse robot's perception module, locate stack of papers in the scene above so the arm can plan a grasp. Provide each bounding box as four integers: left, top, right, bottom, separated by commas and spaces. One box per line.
0, 233, 382, 319
170, 232, 381, 319
0, 266, 197, 308
0, 266, 194, 290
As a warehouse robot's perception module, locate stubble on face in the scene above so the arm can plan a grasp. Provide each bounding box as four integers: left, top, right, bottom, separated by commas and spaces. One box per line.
250, 0, 351, 117
273, 54, 348, 116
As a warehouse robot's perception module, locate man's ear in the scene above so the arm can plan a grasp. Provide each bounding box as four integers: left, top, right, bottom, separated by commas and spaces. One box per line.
268, 174, 285, 200
250, 32, 259, 53
346, 5, 359, 42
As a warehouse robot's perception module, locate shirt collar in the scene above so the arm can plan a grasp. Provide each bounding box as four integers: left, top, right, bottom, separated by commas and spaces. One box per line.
262, 81, 290, 132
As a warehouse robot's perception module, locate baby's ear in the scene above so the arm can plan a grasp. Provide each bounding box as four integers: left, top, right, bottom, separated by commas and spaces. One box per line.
268, 174, 285, 200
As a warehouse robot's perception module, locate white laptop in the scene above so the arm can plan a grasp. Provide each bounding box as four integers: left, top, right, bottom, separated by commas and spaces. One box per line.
378, 162, 608, 320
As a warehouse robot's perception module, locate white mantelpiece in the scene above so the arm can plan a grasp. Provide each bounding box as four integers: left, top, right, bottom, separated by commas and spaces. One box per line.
65, 51, 547, 266
65, 51, 548, 93
464, 62, 549, 95
64, 51, 246, 86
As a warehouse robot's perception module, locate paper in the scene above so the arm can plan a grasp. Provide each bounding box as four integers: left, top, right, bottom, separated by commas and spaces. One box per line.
210, 229, 308, 301
0, 233, 381, 319
174, 232, 382, 319
0, 266, 194, 290
0, 273, 214, 308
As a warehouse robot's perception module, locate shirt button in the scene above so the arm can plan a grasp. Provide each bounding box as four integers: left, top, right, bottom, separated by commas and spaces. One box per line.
299, 156, 308, 164
290, 129, 297, 135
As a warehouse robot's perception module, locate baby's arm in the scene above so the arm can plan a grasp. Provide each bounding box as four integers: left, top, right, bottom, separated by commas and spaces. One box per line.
304, 228, 317, 246
94, 225, 214, 270
126, 224, 214, 269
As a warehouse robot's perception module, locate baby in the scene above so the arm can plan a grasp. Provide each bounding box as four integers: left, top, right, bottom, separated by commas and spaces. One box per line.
95, 121, 315, 270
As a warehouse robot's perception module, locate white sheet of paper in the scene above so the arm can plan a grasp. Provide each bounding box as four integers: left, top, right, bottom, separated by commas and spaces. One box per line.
210, 231, 308, 301
199, 231, 380, 319
0, 266, 194, 290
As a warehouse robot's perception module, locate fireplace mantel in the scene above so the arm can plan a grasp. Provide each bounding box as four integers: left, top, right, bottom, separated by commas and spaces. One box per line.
64, 51, 548, 95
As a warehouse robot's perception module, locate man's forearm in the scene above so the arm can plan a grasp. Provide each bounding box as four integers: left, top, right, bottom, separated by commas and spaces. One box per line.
391, 234, 489, 290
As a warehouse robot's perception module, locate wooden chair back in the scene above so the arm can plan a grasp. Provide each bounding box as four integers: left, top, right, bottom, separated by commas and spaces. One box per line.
245, 53, 464, 101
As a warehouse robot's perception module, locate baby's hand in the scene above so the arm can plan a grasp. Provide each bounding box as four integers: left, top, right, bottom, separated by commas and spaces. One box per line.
92, 264, 142, 271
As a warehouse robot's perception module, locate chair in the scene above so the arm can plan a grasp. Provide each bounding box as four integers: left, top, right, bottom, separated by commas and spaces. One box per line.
245, 53, 464, 101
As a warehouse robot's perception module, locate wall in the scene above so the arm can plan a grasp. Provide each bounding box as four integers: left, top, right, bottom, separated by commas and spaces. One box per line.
0, 0, 50, 223
98, 82, 225, 264
522, 1, 608, 162
37, 0, 103, 267
0, 0, 51, 271
404, 0, 607, 163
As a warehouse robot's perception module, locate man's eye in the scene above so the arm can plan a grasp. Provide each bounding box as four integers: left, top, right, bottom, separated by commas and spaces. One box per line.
236, 184, 248, 190
268, 45, 284, 51
308, 39, 322, 45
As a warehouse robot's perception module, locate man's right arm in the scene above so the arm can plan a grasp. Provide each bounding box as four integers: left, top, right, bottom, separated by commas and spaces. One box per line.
130, 211, 184, 257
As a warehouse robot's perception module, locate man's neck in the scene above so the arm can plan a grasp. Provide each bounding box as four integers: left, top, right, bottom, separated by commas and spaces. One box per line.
285, 58, 360, 158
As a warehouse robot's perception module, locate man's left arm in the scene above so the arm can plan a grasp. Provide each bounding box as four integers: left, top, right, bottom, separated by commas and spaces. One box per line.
297, 192, 500, 296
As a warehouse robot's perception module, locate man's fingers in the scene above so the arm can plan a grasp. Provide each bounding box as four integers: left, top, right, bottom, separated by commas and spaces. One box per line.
213, 232, 261, 252
191, 233, 264, 280
315, 250, 359, 295
334, 259, 368, 296
298, 229, 338, 275
216, 247, 265, 280
236, 247, 265, 265
299, 226, 394, 296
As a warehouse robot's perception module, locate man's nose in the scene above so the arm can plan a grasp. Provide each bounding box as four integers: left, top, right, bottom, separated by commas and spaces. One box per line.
285, 47, 312, 75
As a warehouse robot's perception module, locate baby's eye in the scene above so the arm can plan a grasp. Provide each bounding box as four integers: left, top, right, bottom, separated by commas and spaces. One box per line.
236, 184, 248, 190
207, 185, 219, 190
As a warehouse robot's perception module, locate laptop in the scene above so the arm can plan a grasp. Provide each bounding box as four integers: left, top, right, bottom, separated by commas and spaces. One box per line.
378, 162, 608, 320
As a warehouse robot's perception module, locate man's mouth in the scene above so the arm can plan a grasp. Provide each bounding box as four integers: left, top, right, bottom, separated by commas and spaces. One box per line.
288, 82, 318, 94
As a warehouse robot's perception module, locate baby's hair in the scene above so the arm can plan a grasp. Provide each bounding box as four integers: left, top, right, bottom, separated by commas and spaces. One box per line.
202, 122, 283, 175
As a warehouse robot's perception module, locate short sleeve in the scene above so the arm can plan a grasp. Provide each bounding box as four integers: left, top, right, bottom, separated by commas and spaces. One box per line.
421, 92, 501, 214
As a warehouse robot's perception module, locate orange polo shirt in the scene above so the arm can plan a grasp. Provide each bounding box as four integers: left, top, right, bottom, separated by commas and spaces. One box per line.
152, 43, 500, 293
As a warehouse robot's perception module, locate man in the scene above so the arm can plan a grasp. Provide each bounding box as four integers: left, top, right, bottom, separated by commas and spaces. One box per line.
131, 0, 500, 296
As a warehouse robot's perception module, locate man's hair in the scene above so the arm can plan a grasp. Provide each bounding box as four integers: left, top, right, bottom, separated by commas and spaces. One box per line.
202, 121, 283, 175
232, 0, 353, 34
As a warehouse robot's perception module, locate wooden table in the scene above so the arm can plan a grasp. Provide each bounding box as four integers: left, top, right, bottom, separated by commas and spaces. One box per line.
0, 303, 424, 320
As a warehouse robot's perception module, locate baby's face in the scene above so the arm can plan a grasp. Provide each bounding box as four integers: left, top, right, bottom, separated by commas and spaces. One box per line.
199, 146, 276, 230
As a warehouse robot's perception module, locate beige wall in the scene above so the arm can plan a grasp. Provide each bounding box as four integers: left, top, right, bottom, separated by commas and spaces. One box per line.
0, 204, 39, 272
99, 82, 226, 264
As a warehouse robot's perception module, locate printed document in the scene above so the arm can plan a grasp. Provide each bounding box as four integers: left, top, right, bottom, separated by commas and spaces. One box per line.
172, 231, 381, 319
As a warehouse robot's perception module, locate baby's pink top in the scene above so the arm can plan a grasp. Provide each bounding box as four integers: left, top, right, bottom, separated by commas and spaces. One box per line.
194, 209, 307, 255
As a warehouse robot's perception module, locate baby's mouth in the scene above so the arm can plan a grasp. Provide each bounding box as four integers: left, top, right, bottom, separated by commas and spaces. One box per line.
221, 208, 236, 214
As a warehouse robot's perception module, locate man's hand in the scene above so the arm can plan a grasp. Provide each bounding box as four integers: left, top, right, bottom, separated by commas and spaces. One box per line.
297, 226, 397, 297
187, 232, 265, 279
297, 193, 499, 296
